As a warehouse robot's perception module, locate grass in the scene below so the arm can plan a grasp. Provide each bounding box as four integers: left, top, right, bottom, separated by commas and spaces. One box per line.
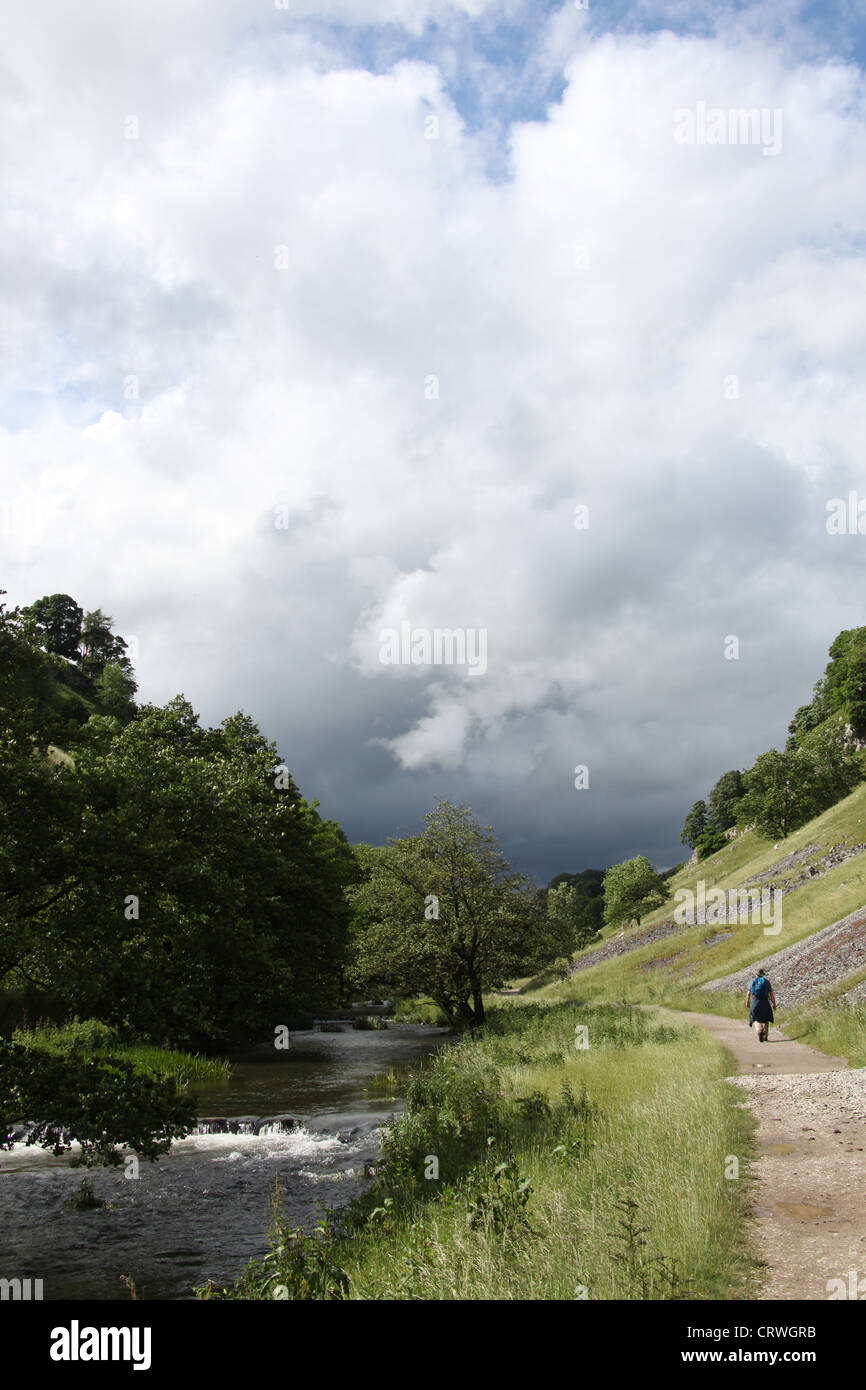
200, 993, 758, 1301
785, 999, 866, 1067
11, 1019, 233, 1086
391, 998, 450, 1026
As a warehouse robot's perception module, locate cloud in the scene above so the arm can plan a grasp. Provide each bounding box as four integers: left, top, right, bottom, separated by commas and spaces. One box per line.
2, 8, 866, 877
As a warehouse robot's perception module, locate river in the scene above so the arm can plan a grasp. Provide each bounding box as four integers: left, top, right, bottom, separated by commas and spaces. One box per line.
0, 1023, 448, 1300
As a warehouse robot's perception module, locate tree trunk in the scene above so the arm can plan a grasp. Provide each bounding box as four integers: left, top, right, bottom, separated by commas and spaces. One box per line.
470, 981, 485, 1027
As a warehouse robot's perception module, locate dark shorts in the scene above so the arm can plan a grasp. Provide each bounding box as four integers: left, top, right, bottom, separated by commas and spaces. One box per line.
750, 999, 774, 1025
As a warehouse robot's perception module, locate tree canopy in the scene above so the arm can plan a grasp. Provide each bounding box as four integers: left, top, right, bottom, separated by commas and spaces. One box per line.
0, 593, 359, 1163
603, 855, 667, 929
680, 800, 708, 850
347, 801, 542, 1028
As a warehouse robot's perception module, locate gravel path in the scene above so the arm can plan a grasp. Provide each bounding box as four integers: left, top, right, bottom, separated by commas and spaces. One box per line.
650, 1006, 866, 1300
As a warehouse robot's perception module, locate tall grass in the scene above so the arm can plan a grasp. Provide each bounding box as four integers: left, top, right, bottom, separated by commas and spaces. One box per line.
785, 999, 866, 1067
202, 998, 757, 1301
11, 1019, 233, 1086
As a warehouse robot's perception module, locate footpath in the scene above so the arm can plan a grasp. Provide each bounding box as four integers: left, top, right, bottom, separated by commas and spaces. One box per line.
649, 1007, 866, 1299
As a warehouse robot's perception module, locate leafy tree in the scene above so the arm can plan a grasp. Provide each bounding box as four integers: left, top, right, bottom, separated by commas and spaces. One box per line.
786, 676, 833, 750
0, 630, 356, 1048
347, 802, 541, 1029
738, 721, 863, 840
79, 609, 133, 683
0, 1042, 194, 1168
735, 750, 802, 839
94, 662, 137, 721
0, 600, 83, 989
707, 771, 744, 831
544, 882, 600, 961
825, 628, 866, 735
680, 800, 708, 850
33, 698, 357, 1048
23, 593, 83, 659
695, 825, 728, 860
798, 715, 864, 809
602, 855, 667, 929
547, 868, 606, 935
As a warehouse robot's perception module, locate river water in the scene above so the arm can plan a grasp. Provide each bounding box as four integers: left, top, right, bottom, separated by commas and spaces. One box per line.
0, 1024, 448, 1301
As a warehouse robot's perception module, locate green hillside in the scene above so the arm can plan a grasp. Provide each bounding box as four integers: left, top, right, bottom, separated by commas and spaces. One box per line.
525, 784, 866, 1064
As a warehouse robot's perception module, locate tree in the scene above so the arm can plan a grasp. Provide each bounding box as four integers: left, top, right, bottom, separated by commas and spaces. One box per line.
94, 662, 137, 720
0, 1043, 194, 1168
544, 881, 599, 961
786, 677, 833, 750
735, 750, 801, 839
0, 654, 357, 1049
23, 593, 83, 660
798, 715, 864, 810
825, 628, 866, 736
695, 825, 728, 860
707, 771, 744, 831
36, 698, 357, 1048
547, 868, 606, 935
680, 800, 708, 850
79, 609, 133, 683
603, 855, 667, 929
347, 802, 541, 1029
0, 599, 84, 989
737, 722, 863, 841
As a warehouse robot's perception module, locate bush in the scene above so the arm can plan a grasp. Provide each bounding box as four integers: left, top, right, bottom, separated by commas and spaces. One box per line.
198, 1180, 350, 1300
13, 1016, 118, 1053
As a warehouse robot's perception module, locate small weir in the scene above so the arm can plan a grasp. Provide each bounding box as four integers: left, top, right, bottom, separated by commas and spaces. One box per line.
0, 1023, 448, 1300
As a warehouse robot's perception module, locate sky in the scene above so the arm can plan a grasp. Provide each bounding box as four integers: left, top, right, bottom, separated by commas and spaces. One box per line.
2, 0, 866, 884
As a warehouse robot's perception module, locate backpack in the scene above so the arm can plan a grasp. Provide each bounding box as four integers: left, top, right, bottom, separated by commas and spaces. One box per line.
751, 975, 769, 1001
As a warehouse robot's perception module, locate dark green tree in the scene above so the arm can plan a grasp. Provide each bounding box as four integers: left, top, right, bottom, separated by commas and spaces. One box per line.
79, 609, 133, 683
544, 881, 600, 960
0, 599, 83, 988
695, 825, 728, 860
680, 800, 708, 850
735, 750, 800, 839
23, 593, 83, 659
94, 662, 137, 720
707, 771, 744, 831
738, 721, 863, 840
786, 677, 833, 750
35, 698, 357, 1048
0, 1043, 194, 1168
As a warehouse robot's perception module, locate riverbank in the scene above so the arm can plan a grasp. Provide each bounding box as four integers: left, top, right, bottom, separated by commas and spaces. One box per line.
0, 1024, 447, 1299
9, 1019, 233, 1086
202, 995, 757, 1300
